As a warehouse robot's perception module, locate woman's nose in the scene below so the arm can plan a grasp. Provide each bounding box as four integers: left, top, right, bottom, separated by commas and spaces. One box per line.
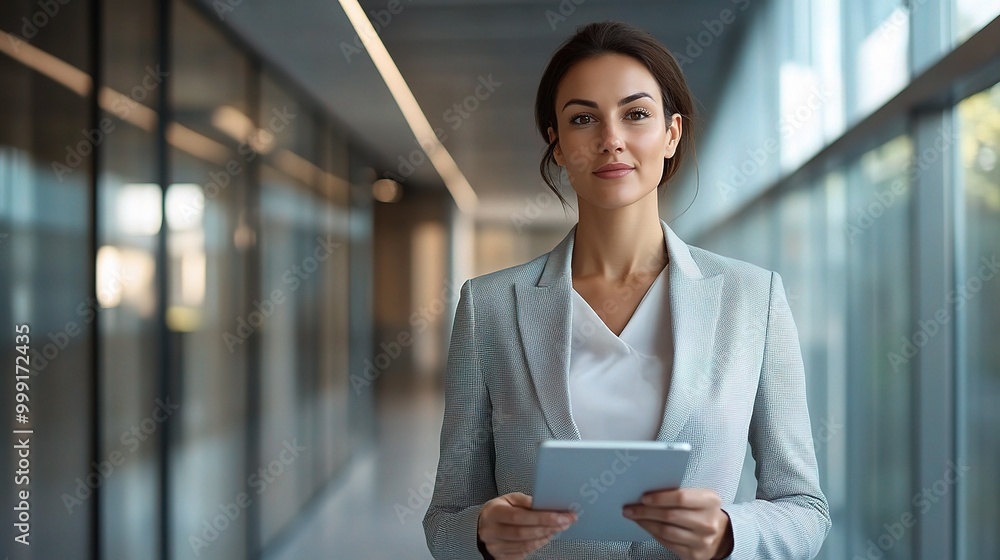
599, 124, 624, 153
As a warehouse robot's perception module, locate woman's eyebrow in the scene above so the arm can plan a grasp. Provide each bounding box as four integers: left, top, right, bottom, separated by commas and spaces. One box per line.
561, 92, 653, 111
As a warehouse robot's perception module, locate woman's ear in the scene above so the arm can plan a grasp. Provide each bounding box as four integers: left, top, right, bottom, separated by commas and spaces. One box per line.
663, 114, 682, 159
547, 126, 563, 165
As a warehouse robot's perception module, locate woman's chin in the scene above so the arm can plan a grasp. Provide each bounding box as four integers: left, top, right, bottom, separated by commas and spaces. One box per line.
576, 183, 652, 210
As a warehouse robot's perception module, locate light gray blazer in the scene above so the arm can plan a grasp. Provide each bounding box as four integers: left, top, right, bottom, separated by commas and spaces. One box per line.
423, 218, 831, 559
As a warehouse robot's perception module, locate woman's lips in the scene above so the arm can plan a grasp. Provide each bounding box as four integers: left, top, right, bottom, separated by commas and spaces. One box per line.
593, 168, 634, 179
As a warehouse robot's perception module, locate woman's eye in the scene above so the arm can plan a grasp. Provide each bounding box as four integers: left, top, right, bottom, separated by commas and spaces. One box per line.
570, 110, 650, 125
569, 109, 652, 124
626, 109, 651, 121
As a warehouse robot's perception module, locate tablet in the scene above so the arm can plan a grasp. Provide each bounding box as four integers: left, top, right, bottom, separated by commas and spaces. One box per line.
530, 440, 691, 542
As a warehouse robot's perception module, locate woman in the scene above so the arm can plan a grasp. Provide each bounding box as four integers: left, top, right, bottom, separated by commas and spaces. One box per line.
423, 20, 830, 560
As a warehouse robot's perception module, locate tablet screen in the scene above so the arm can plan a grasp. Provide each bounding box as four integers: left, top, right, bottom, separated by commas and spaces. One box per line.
531, 440, 691, 542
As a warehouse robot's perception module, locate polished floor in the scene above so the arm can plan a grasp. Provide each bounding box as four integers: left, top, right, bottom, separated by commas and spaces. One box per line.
263, 373, 443, 560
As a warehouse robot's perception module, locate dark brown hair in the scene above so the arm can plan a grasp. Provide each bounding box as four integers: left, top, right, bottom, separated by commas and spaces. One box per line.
535, 20, 698, 209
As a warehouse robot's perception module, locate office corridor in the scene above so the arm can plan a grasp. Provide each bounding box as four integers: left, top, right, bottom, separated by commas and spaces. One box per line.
2, 0, 999, 559
263, 374, 441, 560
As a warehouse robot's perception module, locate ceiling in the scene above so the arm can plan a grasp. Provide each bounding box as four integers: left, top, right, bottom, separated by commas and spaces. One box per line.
196, 0, 759, 225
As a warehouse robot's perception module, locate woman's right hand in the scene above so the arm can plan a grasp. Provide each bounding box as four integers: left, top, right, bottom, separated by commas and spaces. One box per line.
477, 492, 577, 559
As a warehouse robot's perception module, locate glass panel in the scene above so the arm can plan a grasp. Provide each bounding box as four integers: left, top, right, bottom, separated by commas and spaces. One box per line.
778, 0, 845, 168
956, 80, 1000, 559
258, 75, 330, 546
953, 0, 1000, 44
0, 1, 95, 557
98, 0, 162, 558
821, 170, 849, 560
169, 1, 251, 558
812, 0, 845, 142
845, 134, 914, 558
318, 125, 351, 481
315, 197, 348, 483
846, 0, 910, 119
259, 169, 313, 545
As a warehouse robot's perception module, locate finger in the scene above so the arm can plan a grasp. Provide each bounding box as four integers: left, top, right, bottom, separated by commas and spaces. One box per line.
631, 518, 702, 549
491, 535, 554, 557
640, 488, 720, 509
623, 506, 711, 533
496, 507, 576, 528
486, 523, 565, 542
504, 492, 533, 508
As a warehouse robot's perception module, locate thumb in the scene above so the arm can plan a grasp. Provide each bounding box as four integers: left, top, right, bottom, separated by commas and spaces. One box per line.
504, 492, 533, 508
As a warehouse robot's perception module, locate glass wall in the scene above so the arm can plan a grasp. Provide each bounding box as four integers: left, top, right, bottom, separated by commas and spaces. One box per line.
697, 134, 918, 560
670, 1, 1000, 558
819, 170, 849, 560
99, 0, 163, 558
1, 0, 368, 558
846, 135, 914, 558
257, 73, 317, 540
956, 80, 1000, 559
169, 2, 253, 558
0, 1, 96, 558
953, 0, 1000, 43
843, 0, 910, 120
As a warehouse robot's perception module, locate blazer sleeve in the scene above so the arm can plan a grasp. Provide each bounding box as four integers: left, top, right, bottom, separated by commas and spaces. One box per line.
422, 279, 500, 559
720, 271, 832, 558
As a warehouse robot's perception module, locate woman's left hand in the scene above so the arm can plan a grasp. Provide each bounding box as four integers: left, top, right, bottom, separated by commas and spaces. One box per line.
622, 488, 734, 560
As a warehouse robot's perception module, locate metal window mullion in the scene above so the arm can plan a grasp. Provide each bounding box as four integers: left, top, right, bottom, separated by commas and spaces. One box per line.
88, 0, 103, 557
909, 2, 955, 559
910, 108, 956, 560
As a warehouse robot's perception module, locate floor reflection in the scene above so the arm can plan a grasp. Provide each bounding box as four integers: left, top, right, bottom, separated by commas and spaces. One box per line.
264, 373, 442, 560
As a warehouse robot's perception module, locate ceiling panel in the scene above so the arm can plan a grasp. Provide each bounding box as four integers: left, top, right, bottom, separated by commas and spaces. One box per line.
197, 0, 758, 224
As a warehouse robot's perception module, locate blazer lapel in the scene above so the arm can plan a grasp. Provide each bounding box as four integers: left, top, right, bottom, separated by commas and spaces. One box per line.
514, 219, 724, 443
654, 220, 724, 443
514, 224, 580, 440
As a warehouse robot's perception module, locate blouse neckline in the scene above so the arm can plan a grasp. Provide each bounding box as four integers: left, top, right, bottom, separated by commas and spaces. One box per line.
570, 262, 669, 344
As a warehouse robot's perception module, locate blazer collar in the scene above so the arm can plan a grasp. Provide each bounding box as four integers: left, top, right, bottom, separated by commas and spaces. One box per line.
514, 218, 725, 442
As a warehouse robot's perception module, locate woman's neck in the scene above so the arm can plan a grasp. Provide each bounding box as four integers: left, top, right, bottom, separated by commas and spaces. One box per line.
571, 201, 668, 281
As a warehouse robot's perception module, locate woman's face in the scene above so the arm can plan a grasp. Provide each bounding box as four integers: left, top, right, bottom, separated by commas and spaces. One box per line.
547, 53, 682, 210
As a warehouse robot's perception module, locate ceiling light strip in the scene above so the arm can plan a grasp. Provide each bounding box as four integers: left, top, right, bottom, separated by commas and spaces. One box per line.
337, 0, 478, 213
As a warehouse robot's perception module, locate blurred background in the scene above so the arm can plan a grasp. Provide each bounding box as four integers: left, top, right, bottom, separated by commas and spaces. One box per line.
0, 0, 998, 558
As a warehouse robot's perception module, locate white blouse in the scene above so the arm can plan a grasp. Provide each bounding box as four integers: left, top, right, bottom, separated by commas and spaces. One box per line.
567, 263, 673, 441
